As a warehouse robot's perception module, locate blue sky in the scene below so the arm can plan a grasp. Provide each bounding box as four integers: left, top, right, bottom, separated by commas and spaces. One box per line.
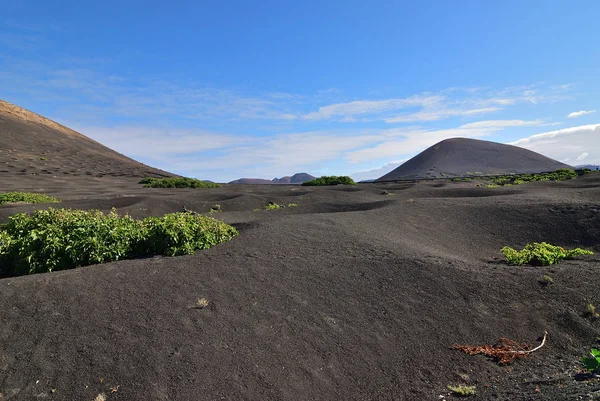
1, 0, 599, 181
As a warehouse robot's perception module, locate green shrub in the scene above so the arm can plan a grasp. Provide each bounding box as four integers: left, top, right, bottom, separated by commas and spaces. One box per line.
501, 242, 593, 266
447, 384, 476, 397
582, 349, 600, 373
0, 208, 237, 276
0, 192, 60, 204
265, 202, 282, 210
139, 177, 221, 188
488, 168, 578, 186
142, 212, 237, 256
584, 304, 600, 319
302, 176, 356, 186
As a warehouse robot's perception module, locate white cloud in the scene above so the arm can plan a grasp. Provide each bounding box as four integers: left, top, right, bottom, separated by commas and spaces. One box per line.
350, 160, 406, 182
345, 127, 497, 164
577, 152, 589, 161
567, 110, 596, 118
66, 124, 241, 158
459, 119, 546, 129
303, 95, 443, 121
302, 84, 567, 124
385, 107, 501, 123
510, 124, 600, 166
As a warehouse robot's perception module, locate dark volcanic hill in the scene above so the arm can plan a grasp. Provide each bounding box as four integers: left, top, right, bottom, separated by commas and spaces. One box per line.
229, 173, 316, 185
0, 100, 173, 179
228, 178, 275, 185
377, 137, 572, 181
272, 173, 316, 184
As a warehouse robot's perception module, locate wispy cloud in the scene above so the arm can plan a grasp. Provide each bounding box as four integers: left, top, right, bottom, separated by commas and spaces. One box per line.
344, 127, 497, 164
577, 152, 589, 161
350, 160, 406, 182
385, 107, 501, 123
567, 110, 596, 118
459, 119, 548, 129
303, 95, 443, 122
510, 124, 600, 166
302, 84, 568, 124
66, 124, 243, 159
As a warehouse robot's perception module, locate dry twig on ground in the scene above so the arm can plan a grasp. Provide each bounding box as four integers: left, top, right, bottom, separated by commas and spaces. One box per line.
454, 331, 548, 364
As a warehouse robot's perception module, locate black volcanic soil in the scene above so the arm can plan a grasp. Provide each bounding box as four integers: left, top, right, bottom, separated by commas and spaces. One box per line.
377, 137, 572, 181
1, 173, 600, 401
0, 100, 172, 179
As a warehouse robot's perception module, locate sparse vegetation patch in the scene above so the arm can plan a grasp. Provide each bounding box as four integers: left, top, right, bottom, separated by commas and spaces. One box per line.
488, 168, 578, 186
265, 202, 282, 210
140, 177, 221, 188
0, 192, 60, 204
501, 242, 593, 266
447, 384, 476, 397
0, 208, 238, 276
584, 304, 600, 319
302, 176, 356, 186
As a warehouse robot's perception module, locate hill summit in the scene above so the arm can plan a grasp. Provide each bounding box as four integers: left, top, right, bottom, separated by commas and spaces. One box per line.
376, 137, 571, 181
0, 100, 173, 179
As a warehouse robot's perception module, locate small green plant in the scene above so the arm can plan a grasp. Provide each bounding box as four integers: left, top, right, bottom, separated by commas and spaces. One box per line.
447, 384, 476, 397
302, 176, 356, 186
287, 203, 298, 207
581, 349, 600, 373
501, 242, 593, 266
538, 275, 553, 286
210, 204, 221, 213
486, 184, 499, 188
195, 297, 210, 309
0, 208, 238, 276
40, 157, 47, 161
265, 202, 282, 210
0, 192, 60, 204
139, 177, 221, 188
584, 304, 600, 319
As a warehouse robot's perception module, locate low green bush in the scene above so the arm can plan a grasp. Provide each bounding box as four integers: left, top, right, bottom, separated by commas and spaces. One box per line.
489, 168, 577, 186
582, 349, 600, 373
501, 242, 593, 266
447, 384, 476, 397
0, 208, 238, 276
302, 176, 356, 186
265, 202, 282, 210
139, 177, 221, 188
0, 192, 60, 204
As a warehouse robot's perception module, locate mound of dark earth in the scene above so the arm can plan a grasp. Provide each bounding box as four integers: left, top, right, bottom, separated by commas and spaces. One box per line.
0, 100, 173, 179
377, 137, 572, 181
229, 173, 316, 185
1, 173, 599, 400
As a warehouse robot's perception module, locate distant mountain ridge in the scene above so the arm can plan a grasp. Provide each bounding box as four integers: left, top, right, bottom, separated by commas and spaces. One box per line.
377, 137, 572, 182
228, 173, 316, 185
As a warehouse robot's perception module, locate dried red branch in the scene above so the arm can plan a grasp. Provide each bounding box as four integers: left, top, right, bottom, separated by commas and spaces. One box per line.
454, 333, 547, 364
